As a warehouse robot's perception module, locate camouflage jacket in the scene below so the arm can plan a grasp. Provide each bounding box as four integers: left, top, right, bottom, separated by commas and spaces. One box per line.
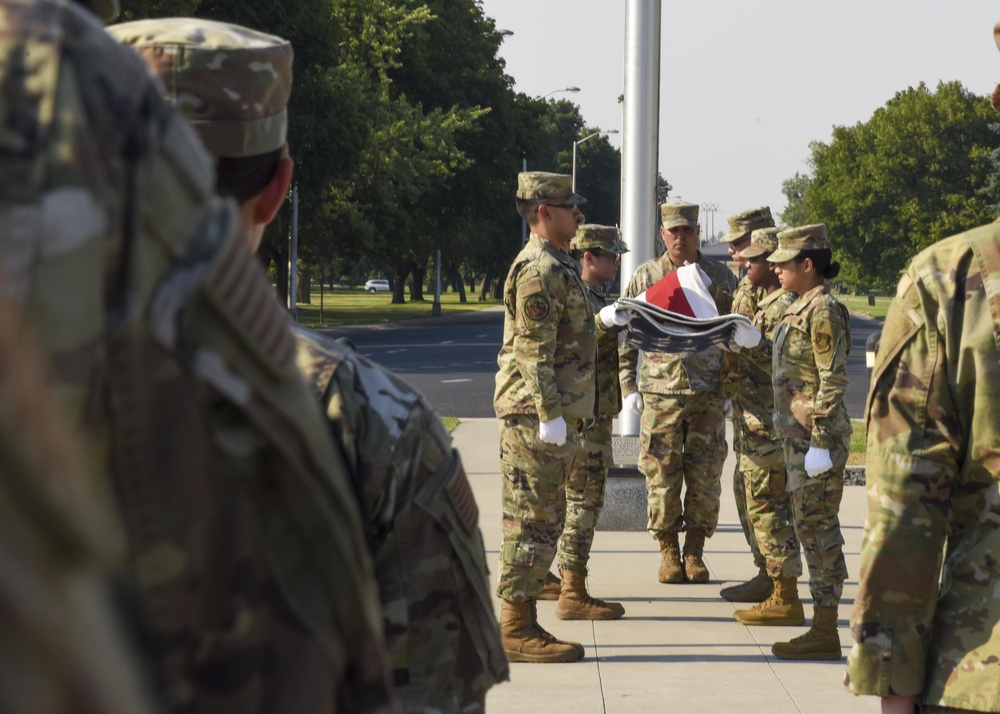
295, 327, 508, 713
733, 288, 797, 461
846, 225, 1000, 709
0, 294, 154, 714
721, 275, 765, 401
620, 251, 737, 395
771, 284, 851, 448
0, 2, 392, 711
495, 233, 596, 421
585, 284, 623, 418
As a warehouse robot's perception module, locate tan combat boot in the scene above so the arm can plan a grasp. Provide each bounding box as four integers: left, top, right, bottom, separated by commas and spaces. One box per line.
771, 606, 841, 660
500, 599, 583, 663
682, 529, 710, 583
555, 569, 625, 621
719, 568, 773, 602
538, 571, 562, 601
657, 532, 684, 583
733, 576, 805, 626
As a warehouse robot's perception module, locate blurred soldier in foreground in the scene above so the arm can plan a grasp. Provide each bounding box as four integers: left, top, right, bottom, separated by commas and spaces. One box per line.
620, 202, 737, 584
0, 0, 393, 711
845, 20, 1000, 713
730, 227, 803, 627
0, 291, 153, 714
550, 223, 632, 621
111, 17, 507, 711
494, 171, 596, 662
767, 225, 851, 660
718, 206, 778, 603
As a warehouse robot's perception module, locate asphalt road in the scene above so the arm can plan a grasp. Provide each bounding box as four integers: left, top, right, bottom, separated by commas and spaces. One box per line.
314, 307, 881, 420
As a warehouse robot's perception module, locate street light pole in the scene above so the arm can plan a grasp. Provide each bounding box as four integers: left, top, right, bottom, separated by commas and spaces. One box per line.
572, 129, 619, 193
541, 86, 581, 99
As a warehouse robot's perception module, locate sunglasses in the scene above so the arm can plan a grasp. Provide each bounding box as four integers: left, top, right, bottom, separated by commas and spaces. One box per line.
590, 248, 620, 265
543, 202, 578, 212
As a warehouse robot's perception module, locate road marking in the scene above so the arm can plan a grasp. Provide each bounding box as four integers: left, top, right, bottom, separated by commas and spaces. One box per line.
441, 378, 471, 384
386, 348, 408, 354
440, 340, 455, 344
477, 333, 489, 338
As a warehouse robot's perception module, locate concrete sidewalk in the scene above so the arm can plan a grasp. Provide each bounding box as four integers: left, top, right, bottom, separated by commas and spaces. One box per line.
454, 417, 878, 714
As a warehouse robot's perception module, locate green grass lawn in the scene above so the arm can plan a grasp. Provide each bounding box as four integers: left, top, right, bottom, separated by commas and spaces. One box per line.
293, 286, 501, 328
837, 293, 892, 321
848, 418, 866, 466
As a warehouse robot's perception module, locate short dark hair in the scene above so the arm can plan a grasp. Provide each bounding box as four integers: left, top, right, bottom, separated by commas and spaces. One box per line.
516, 199, 542, 224
215, 148, 283, 204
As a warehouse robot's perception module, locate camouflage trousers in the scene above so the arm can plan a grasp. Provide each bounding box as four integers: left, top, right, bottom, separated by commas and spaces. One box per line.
740, 448, 801, 579
558, 415, 613, 573
497, 414, 580, 601
783, 436, 849, 607
639, 392, 727, 538
731, 462, 764, 571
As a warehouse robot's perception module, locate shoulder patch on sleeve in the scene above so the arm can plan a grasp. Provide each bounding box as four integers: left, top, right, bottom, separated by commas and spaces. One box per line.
517, 277, 543, 299
523, 294, 550, 322
813, 332, 832, 353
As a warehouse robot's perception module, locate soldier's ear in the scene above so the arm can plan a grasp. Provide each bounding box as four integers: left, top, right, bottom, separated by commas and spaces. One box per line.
253, 157, 294, 227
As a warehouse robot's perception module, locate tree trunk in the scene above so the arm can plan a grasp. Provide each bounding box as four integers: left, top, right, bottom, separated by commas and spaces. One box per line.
296, 263, 311, 304
410, 264, 425, 302
478, 273, 492, 302
452, 270, 467, 304
391, 263, 408, 304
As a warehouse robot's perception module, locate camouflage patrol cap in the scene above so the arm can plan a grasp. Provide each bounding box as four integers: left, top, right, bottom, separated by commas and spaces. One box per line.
739, 226, 783, 258
721, 206, 774, 243
516, 172, 587, 205
767, 224, 830, 262
571, 225, 630, 254
660, 201, 699, 230
108, 18, 292, 158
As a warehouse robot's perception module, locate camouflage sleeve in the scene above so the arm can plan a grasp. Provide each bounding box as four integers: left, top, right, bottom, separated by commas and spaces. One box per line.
619, 270, 642, 395
511, 265, 567, 421
808, 304, 850, 448
845, 271, 954, 697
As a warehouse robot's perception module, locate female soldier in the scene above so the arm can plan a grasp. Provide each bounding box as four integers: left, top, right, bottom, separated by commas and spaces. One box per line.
766, 224, 851, 661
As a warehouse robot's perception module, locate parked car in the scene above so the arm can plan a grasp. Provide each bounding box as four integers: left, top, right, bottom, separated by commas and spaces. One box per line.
365, 278, 390, 293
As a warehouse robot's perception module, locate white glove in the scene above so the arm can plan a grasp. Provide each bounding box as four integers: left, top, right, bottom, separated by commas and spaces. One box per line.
538, 417, 567, 446
804, 447, 833, 478
723, 399, 733, 419
599, 304, 629, 328
733, 322, 761, 349
623, 391, 644, 415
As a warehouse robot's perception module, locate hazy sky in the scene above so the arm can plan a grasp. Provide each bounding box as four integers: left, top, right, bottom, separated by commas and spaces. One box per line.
478, 0, 999, 233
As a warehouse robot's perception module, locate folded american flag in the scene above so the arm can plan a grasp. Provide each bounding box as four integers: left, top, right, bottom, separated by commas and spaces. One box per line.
617, 263, 760, 353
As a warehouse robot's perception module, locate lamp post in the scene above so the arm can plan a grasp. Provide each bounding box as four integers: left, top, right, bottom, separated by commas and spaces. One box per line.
572, 129, 619, 193
541, 86, 581, 99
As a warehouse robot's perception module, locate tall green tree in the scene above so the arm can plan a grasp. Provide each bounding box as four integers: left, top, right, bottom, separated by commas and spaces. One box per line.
779, 171, 811, 226
801, 81, 995, 291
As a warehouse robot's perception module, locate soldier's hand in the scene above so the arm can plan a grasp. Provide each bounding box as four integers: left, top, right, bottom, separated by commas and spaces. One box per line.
804, 447, 833, 477
599, 304, 629, 328
623, 391, 644, 415
538, 417, 568, 446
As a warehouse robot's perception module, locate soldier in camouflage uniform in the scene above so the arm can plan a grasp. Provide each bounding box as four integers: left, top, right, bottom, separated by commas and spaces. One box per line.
0, 2, 394, 712
767, 224, 851, 660
731, 227, 804, 627
494, 171, 596, 663
111, 18, 508, 711
547, 223, 633, 621
718, 206, 778, 603
845, 20, 1000, 714
0, 290, 155, 714
620, 202, 737, 584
